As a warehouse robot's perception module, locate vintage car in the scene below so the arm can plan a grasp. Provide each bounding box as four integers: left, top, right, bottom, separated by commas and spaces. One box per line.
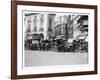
25, 33, 44, 50
30, 39, 40, 50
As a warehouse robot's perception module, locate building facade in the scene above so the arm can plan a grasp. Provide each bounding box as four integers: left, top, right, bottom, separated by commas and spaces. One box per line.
24, 12, 88, 42
24, 13, 48, 40
47, 14, 56, 39
53, 15, 68, 40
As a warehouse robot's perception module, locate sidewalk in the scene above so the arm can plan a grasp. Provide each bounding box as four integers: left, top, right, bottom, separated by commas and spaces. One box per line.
25, 50, 88, 67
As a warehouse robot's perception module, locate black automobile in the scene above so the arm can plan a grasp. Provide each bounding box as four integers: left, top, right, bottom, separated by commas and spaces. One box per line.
30, 39, 40, 50
29, 33, 44, 50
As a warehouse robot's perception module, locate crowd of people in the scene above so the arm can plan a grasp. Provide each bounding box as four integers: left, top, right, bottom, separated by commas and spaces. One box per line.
25, 37, 88, 53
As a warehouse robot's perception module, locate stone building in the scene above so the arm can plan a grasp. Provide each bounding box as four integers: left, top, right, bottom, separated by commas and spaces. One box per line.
53, 14, 68, 40
67, 15, 74, 39
72, 15, 88, 39
67, 15, 88, 43
47, 14, 56, 39
24, 13, 48, 40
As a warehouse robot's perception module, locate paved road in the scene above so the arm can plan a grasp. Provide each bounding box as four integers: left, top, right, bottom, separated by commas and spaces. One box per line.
25, 50, 88, 67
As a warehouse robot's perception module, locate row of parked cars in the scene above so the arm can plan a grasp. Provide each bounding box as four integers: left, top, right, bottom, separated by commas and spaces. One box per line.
25, 38, 88, 52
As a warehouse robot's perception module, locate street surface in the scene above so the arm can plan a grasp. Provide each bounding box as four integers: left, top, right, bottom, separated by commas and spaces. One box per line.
25, 50, 88, 67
